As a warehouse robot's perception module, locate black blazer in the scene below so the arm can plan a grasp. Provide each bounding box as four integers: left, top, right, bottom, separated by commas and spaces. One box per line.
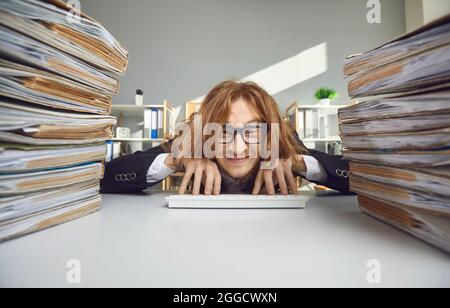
101, 141, 351, 194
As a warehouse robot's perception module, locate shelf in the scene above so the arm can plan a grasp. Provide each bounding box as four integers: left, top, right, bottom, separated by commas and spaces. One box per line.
109, 138, 166, 143
302, 138, 342, 142
171, 172, 186, 177
297, 105, 349, 109
111, 105, 164, 115
112, 104, 164, 109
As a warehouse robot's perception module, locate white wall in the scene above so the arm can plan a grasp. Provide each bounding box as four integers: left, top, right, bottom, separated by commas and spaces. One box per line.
406, 0, 424, 31
406, 0, 450, 31
423, 0, 450, 23
81, 0, 406, 115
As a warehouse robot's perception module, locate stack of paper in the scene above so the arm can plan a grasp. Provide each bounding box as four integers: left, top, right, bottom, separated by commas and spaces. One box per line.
0, 0, 128, 242
343, 15, 450, 98
340, 14, 450, 253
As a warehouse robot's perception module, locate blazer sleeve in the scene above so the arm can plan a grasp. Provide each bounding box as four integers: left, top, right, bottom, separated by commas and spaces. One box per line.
304, 149, 352, 194
293, 132, 352, 194
100, 144, 170, 194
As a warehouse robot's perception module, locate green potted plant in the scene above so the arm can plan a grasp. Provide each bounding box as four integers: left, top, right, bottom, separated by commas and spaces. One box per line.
314, 87, 339, 106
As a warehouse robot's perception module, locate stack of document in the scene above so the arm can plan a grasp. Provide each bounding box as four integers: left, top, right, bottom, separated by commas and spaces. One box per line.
343, 15, 450, 98
0, 0, 128, 242
340, 14, 450, 253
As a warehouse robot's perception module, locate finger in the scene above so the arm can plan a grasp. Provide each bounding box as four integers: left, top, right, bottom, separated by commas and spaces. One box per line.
276, 166, 288, 195
272, 176, 279, 187
213, 166, 222, 195
252, 169, 264, 195
260, 186, 267, 194
178, 166, 194, 194
284, 167, 299, 195
264, 170, 276, 195
204, 166, 214, 195
192, 165, 204, 195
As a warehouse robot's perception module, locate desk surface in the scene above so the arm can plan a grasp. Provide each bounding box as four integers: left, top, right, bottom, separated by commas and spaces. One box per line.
0, 192, 449, 288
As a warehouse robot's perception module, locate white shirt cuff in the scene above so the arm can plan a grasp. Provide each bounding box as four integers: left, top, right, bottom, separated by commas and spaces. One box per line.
146, 153, 175, 183
298, 155, 328, 183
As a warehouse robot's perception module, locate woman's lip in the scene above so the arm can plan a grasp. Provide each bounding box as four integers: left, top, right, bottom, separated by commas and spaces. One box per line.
226, 157, 249, 164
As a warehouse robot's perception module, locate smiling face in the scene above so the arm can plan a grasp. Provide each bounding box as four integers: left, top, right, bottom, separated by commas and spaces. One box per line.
215, 98, 261, 179
175, 81, 307, 181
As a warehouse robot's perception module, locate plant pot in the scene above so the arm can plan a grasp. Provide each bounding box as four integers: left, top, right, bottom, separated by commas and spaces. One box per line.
319, 98, 331, 106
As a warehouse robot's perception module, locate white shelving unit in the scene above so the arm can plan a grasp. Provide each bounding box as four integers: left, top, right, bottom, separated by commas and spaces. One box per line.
286, 102, 356, 155
108, 100, 175, 156
110, 100, 174, 142
111, 104, 168, 117
302, 138, 342, 143
110, 138, 166, 143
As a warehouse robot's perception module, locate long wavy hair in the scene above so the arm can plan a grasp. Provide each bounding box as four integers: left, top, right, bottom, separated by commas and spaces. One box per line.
168, 80, 307, 160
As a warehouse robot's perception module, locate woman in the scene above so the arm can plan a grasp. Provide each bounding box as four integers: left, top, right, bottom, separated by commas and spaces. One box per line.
101, 81, 351, 195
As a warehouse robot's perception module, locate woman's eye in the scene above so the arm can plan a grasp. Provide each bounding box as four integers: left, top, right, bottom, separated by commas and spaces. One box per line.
222, 130, 233, 137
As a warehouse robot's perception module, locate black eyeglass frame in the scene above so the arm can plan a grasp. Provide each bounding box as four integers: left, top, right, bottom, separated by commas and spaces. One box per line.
216, 124, 267, 145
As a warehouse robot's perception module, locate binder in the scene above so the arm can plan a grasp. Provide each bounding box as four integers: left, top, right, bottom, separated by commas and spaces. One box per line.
144, 109, 152, 139
151, 108, 158, 139
158, 109, 164, 138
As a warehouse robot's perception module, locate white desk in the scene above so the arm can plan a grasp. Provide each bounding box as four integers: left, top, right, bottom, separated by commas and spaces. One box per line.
0, 191, 449, 288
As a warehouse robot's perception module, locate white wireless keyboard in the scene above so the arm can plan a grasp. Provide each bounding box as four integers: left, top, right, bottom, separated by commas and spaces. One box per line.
166, 194, 309, 209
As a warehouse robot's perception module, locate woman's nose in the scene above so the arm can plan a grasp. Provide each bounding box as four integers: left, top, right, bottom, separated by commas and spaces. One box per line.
232, 134, 248, 157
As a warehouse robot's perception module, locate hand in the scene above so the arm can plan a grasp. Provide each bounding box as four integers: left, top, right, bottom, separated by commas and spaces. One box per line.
178, 159, 222, 195
292, 154, 307, 174
164, 154, 178, 171
252, 158, 299, 196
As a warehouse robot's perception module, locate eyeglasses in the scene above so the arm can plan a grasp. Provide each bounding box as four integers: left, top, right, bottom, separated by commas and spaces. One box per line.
217, 125, 264, 144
